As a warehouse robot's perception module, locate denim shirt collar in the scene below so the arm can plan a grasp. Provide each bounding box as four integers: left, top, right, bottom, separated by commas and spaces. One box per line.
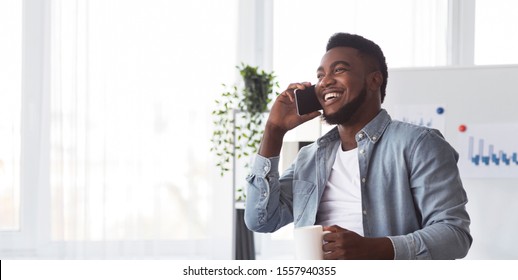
317, 109, 392, 147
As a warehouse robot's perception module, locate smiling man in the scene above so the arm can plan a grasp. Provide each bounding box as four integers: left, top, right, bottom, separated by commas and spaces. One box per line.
244, 33, 472, 260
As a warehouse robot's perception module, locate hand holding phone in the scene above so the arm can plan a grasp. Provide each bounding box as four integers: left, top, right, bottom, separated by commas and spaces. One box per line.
294, 85, 322, 116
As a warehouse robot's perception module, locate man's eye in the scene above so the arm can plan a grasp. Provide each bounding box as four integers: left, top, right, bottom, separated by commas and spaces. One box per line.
335, 67, 347, 73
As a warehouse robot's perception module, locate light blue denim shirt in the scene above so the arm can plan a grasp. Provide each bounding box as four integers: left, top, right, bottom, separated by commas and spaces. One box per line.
244, 109, 472, 259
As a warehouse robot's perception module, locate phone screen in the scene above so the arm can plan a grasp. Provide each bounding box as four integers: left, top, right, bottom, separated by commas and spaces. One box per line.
294, 85, 322, 116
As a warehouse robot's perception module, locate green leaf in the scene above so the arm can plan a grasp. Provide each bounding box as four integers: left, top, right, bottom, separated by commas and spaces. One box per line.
210, 63, 278, 179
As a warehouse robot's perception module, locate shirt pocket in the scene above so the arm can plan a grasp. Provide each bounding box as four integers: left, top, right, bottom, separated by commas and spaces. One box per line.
292, 180, 317, 224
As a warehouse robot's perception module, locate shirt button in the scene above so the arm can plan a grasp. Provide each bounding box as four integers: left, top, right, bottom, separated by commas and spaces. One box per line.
263, 166, 269, 172
363, 210, 367, 215
358, 133, 364, 138
262, 192, 267, 198
372, 136, 377, 141
360, 149, 365, 154
361, 178, 366, 183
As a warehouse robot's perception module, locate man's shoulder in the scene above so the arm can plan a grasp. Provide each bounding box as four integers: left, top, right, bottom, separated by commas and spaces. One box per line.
388, 120, 443, 137
383, 120, 449, 149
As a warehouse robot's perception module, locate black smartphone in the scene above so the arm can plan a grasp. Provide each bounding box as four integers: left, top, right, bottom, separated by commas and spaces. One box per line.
294, 85, 322, 116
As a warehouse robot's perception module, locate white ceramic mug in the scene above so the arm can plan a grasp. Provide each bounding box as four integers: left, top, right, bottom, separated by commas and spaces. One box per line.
293, 225, 330, 260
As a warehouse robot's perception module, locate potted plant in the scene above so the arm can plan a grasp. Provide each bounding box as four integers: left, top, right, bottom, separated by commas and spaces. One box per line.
210, 63, 278, 201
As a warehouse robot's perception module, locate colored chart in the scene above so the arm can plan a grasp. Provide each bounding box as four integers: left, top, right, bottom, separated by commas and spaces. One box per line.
458, 123, 518, 178
468, 137, 518, 166
390, 105, 446, 133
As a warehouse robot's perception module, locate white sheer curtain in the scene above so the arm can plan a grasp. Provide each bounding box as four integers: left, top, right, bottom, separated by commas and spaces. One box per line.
47, 0, 237, 258
474, 0, 518, 65
0, 0, 22, 233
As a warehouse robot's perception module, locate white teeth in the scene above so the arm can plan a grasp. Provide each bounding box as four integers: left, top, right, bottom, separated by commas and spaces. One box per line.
324, 92, 340, 101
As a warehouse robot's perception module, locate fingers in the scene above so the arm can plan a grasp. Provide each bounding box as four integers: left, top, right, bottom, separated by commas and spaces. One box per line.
281, 82, 312, 102
322, 226, 348, 260
301, 81, 312, 87
322, 239, 336, 252
270, 82, 318, 132
279, 91, 295, 103
287, 82, 310, 91
323, 225, 352, 243
299, 111, 321, 122
323, 225, 345, 233
322, 235, 346, 260
323, 250, 345, 260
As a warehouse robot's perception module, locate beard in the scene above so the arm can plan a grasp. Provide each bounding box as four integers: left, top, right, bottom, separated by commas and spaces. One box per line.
323, 83, 368, 125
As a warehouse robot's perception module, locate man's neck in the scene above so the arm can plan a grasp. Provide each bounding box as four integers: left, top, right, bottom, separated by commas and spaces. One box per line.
337, 125, 361, 151
337, 109, 380, 151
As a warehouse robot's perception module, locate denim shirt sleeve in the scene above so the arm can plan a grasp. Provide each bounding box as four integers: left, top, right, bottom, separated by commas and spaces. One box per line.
387, 130, 472, 260
244, 154, 295, 232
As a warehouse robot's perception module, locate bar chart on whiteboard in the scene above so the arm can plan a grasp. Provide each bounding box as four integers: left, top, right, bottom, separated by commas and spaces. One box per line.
389, 104, 446, 133
457, 123, 518, 178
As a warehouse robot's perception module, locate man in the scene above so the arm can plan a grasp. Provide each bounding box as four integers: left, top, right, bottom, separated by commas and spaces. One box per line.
244, 33, 472, 259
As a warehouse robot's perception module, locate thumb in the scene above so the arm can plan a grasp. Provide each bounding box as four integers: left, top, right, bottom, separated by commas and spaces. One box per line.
299, 111, 321, 122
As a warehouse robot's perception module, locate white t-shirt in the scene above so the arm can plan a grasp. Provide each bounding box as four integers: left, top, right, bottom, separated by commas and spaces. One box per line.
316, 146, 364, 236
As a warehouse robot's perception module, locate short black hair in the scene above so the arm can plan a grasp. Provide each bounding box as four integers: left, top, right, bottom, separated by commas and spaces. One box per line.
326, 33, 388, 103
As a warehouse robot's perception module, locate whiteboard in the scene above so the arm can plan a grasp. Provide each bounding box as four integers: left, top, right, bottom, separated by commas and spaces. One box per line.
384, 65, 518, 259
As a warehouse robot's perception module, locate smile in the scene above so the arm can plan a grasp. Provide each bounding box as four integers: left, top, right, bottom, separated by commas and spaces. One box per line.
324, 92, 342, 102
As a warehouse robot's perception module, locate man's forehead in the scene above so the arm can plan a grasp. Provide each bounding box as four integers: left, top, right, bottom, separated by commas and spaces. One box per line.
320, 47, 362, 65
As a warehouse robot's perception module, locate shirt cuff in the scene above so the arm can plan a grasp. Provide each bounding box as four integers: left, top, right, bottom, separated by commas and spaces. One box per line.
250, 154, 280, 177
387, 235, 414, 260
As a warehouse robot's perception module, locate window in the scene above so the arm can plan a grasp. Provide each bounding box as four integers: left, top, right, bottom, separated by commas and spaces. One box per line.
49, 0, 237, 245
272, 0, 449, 87
0, 0, 22, 232
1, 0, 238, 259
474, 0, 518, 65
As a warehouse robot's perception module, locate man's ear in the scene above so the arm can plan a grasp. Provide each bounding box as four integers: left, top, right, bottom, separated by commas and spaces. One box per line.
368, 71, 383, 92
